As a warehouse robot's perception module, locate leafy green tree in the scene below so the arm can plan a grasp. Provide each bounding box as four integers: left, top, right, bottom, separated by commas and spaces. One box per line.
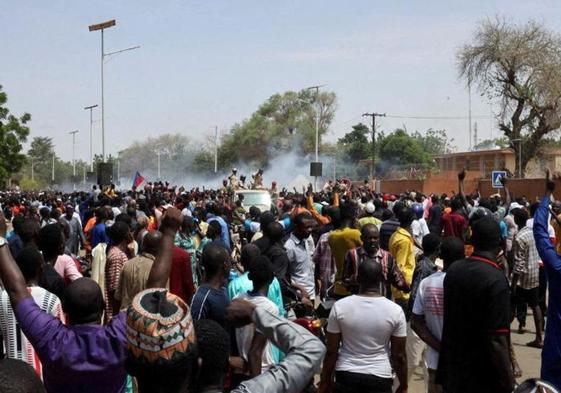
378, 129, 433, 169
192, 150, 215, 174
218, 89, 337, 169
0, 85, 31, 187
26, 136, 54, 186
102, 133, 199, 181
337, 123, 371, 163
458, 18, 561, 177
474, 137, 509, 150
412, 129, 454, 155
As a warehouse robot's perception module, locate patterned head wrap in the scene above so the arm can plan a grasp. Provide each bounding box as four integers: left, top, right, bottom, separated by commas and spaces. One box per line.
126, 288, 196, 365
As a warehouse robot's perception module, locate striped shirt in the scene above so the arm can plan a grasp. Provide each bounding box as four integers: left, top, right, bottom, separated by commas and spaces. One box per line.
513, 226, 540, 290
104, 246, 129, 323
0, 287, 64, 379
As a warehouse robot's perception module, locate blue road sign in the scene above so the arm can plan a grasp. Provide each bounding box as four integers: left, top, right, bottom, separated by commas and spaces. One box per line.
491, 171, 507, 189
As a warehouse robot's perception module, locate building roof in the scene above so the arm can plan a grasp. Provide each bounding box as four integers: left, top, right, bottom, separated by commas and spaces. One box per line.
434, 148, 514, 159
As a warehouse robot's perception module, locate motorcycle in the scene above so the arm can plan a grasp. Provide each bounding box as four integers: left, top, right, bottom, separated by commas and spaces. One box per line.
513, 379, 559, 393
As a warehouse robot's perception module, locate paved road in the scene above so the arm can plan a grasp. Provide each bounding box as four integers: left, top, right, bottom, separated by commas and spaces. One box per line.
408, 317, 542, 393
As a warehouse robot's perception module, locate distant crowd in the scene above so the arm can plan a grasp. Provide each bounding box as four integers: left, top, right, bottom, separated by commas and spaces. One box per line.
0, 168, 559, 393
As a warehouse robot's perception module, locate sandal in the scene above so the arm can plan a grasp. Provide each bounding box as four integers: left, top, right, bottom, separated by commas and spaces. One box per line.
526, 340, 543, 349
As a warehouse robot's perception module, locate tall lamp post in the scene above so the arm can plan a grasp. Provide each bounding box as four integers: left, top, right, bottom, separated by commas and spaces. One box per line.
214, 126, 218, 174
84, 104, 98, 172
52, 153, 55, 184
88, 19, 139, 163
30, 157, 35, 182
304, 84, 325, 191
69, 130, 79, 189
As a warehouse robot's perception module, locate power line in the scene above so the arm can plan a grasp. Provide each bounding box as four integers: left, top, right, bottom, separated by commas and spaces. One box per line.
385, 114, 489, 120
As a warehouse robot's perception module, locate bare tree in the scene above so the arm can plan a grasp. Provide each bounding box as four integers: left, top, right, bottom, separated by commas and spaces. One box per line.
458, 18, 561, 177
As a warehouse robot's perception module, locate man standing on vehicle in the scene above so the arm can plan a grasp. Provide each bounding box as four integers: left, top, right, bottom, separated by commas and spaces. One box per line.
229, 168, 239, 190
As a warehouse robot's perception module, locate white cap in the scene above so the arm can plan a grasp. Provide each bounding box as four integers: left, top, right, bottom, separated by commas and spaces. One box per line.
365, 202, 375, 213
509, 202, 523, 212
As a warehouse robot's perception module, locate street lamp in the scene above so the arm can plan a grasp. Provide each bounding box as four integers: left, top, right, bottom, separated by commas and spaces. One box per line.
69, 130, 79, 189
214, 126, 218, 174
304, 85, 325, 163
84, 104, 98, 172
30, 157, 35, 182
88, 19, 140, 163
156, 149, 161, 179
303, 85, 326, 190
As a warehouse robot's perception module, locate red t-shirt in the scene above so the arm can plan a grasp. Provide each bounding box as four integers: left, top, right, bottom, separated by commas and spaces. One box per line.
170, 247, 195, 304
442, 212, 467, 238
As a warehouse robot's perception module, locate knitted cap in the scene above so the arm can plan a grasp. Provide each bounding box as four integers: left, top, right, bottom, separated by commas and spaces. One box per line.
126, 288, 196, 365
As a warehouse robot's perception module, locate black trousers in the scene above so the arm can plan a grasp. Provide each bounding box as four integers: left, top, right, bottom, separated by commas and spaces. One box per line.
515, 286, 539, 327
335, 371, 393, 393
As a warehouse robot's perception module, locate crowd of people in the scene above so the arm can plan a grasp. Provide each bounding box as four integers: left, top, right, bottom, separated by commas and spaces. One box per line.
0, 168, 559, 393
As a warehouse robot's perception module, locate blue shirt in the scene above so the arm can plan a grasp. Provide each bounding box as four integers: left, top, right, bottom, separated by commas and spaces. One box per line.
190, 285, 230, 328
91, 223, 110, 249
8, 234, 23, 259
207, 214, 231, 251
228, 274, 285, 363
227, 273, 285, 317
534, 196, 561, 389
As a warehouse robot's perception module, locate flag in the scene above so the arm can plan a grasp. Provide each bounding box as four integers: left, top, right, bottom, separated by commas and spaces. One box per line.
132, 171, 145, 189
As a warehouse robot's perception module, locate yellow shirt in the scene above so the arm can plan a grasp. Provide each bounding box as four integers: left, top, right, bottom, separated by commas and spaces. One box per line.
329, 227, 362, 296
389, 227, 415, 301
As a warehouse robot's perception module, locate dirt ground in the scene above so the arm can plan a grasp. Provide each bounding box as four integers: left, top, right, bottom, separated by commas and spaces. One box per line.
408, 315, 543, 393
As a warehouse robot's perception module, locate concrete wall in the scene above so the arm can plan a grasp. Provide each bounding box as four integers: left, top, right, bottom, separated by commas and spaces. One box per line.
478, 178, 561, 200
377, 174, 561, 199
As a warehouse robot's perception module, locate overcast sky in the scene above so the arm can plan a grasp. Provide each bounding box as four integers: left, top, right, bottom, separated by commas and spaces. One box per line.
2, 0, 560, 162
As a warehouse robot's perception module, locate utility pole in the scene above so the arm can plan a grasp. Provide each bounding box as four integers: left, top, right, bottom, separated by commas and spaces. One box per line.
157, 150, 161, 179
362, 112, 386, 179
468, 82, 472, 150
489, 103, 493, 141
52, 153, 55, 183
69, 130, 79, 190
84, 104, 98, 171
31, 157, 35, 182
214, 126, 218, 174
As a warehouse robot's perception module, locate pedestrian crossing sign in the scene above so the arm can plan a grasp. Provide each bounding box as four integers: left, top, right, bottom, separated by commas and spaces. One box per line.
492, 171, 507, 189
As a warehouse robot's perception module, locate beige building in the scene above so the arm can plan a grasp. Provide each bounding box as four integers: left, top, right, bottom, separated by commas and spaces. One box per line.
434, 147, 561, 178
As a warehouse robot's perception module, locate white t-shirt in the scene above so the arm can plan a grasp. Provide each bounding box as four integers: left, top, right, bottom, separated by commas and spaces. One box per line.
327, 295, 406, 378
412, 271, 445, 370
411, 218, 430, 245
234, 292, 279, 370
526, 218, 555, 239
